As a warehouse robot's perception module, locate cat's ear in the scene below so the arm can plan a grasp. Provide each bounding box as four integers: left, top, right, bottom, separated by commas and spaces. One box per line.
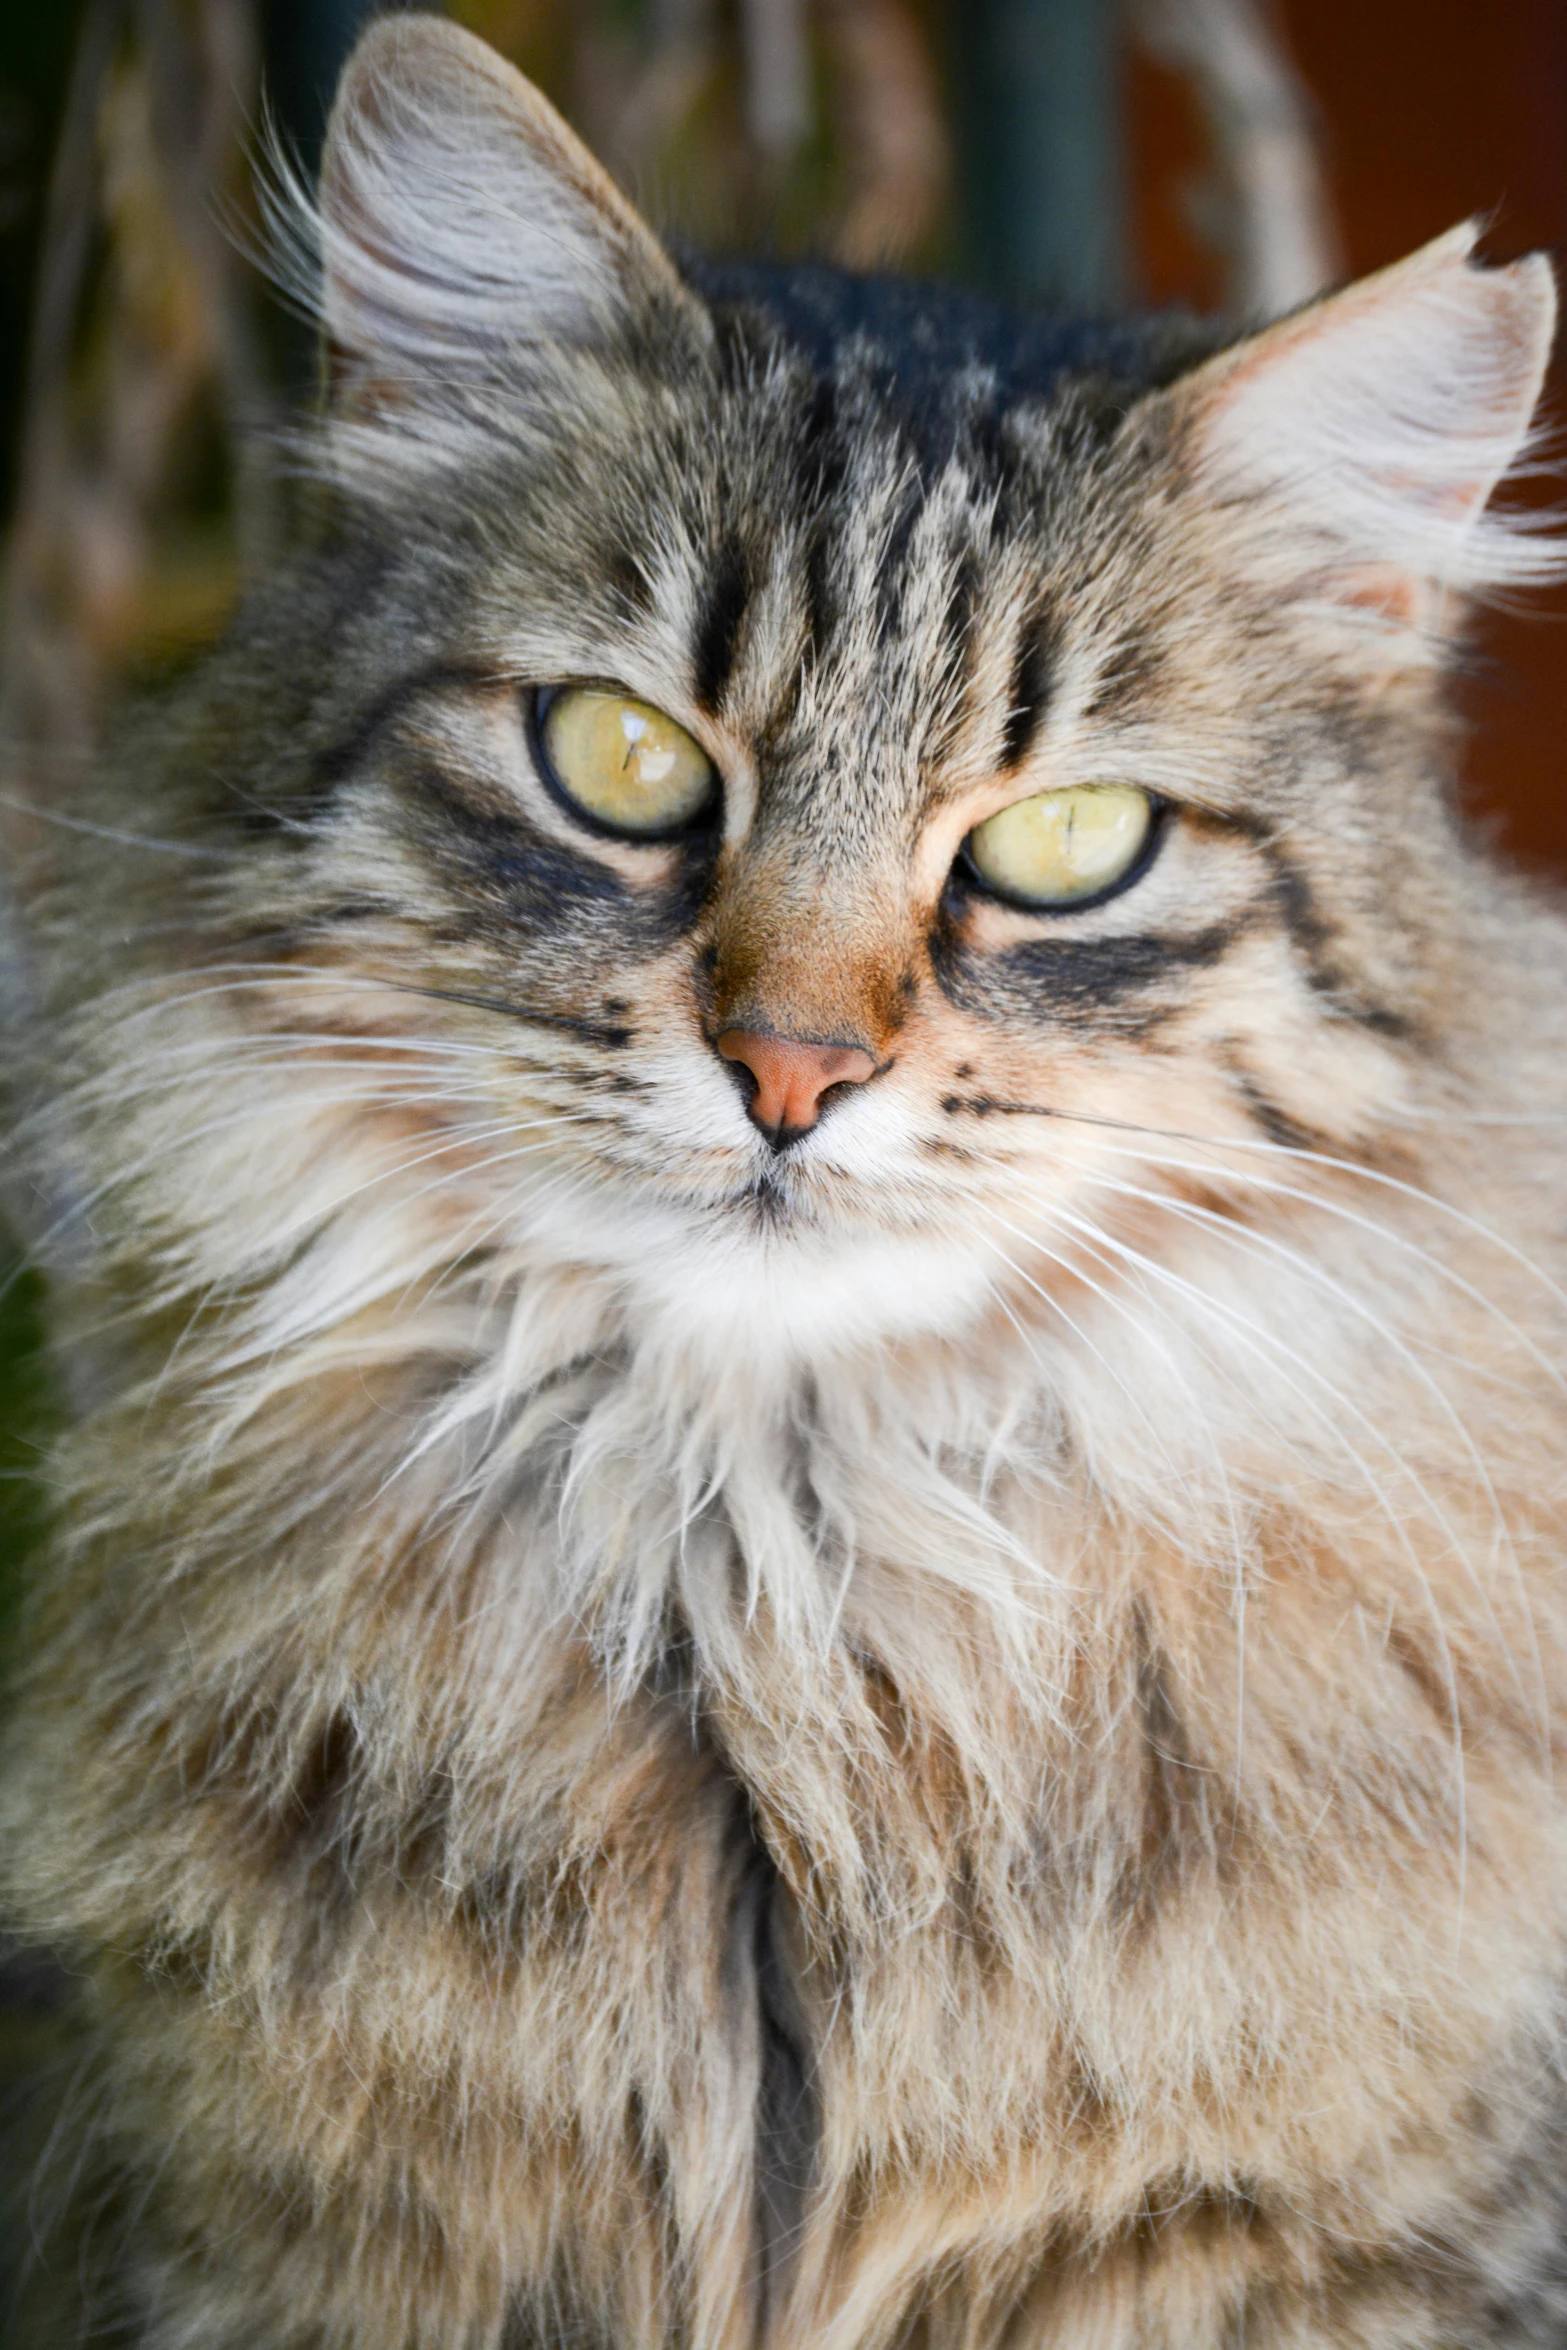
313, 13, 701, 409
1171, 223, 1559, 632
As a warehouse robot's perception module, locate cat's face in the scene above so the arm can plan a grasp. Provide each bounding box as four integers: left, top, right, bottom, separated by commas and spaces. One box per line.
224, 19, 1553, 1361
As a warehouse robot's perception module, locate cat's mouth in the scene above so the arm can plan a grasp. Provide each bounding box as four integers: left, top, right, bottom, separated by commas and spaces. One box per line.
710, 1154, 846, 1235
737, 1165, 792, 1225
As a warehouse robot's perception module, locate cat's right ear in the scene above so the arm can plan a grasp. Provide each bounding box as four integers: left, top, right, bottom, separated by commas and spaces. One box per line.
312, 13, 703, 411
1164, 223, 1560, 638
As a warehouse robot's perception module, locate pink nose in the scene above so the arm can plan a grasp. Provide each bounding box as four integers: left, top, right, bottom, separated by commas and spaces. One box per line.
717, 1029, 877, 1145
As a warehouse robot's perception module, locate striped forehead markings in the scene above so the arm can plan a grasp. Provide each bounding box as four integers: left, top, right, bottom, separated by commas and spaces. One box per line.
1001, 600, 1060, 771
691, 537, 752, 717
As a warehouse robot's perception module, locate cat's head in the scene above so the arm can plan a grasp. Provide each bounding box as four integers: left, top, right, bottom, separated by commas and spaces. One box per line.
154, 15, 1558, 1369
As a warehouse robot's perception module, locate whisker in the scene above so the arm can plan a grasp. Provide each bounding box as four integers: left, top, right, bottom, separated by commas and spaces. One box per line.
1008, 1099, 1567, 1323
0, 788, 230, 859
969, 1203, 1240, 1526
60, 962, 624, 1059
992, 1195, 1473, 1889
26, 1102, 594, 1382
1051, 1167, 1549, 1751
1052, 1132, 1567, 1400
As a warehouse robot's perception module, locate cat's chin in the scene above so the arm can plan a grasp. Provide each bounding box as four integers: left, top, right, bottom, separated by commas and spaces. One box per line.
513, 1164, 1000, 1364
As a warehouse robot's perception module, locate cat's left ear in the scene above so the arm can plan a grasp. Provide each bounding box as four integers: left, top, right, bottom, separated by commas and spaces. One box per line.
312, 13, 704, 411
1168, 223, 1559, 633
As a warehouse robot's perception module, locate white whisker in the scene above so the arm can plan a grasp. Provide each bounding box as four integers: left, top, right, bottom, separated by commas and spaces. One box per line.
989, 1194, 1472, 1909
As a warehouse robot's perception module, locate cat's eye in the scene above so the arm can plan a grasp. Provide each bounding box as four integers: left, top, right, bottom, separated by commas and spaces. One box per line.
534, 686, 717, 838
963, 784, 1156, 910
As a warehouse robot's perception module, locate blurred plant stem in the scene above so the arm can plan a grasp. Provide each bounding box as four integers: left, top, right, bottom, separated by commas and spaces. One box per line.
740, 0, 812, 161
951, 0, 1128, 307
261, 0, 391, 172
1, 0, 268, 808
543, 0, 951, 267
1132, 0, 1338, 313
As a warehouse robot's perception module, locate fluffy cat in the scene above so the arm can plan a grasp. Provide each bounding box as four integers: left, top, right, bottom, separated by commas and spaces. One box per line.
4, 14, 1567, 2346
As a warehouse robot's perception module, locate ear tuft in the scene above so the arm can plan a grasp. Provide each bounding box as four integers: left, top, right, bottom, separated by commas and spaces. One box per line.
308, 13, 696, 407
1176, 224, 1561, 621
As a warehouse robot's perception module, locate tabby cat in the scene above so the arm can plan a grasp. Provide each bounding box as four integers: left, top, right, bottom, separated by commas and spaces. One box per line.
5, 14, 1567, 2346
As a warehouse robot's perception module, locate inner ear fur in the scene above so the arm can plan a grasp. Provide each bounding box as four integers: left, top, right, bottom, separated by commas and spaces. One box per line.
316, 12, 703, 410
1159, 223, 1560, 635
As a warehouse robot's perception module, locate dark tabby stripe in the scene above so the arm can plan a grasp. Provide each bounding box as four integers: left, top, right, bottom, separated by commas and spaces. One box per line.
304, 660, 493, 807
1228, 1067, 1327, 1154
1083, 624, 1163, 722
932, 919, 1241, 1033
1002, 603, 1059, 769
1261, 848, 1416, 1039
692, 538, 752, 715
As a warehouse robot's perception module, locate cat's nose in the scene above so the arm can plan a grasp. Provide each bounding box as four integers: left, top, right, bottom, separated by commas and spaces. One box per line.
716, 1029, 877, 1148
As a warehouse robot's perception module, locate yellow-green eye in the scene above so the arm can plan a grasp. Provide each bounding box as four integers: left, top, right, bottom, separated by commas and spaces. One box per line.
963, 785, 1156, 909
536, 686, 717, 837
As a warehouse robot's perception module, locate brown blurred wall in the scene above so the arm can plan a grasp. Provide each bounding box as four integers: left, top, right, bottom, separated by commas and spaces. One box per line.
1135, 0, 1567, 875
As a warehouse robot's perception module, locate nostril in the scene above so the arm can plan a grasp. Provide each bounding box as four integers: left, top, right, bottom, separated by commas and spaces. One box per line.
721, 1049, 763, 1131
716, 1029, 877, 1146
725, 1056, 766, 1123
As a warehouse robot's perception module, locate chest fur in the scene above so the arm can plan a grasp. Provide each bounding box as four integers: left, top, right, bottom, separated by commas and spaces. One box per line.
23, 1450, 1564, 2350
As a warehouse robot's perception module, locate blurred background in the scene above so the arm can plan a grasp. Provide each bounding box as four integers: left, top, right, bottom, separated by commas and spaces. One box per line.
0, 0, 1562, 1628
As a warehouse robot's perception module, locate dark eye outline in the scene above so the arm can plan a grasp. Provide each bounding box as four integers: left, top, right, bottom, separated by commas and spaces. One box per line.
526, 684, 722, 844
954, 790, 1169, 916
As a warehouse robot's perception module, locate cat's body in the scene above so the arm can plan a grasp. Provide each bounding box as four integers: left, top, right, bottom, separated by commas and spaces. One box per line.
6, 17, 1567, 2346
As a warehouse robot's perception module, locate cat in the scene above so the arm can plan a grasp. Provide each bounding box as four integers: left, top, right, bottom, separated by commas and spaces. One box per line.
4, 10, 1567, 2346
